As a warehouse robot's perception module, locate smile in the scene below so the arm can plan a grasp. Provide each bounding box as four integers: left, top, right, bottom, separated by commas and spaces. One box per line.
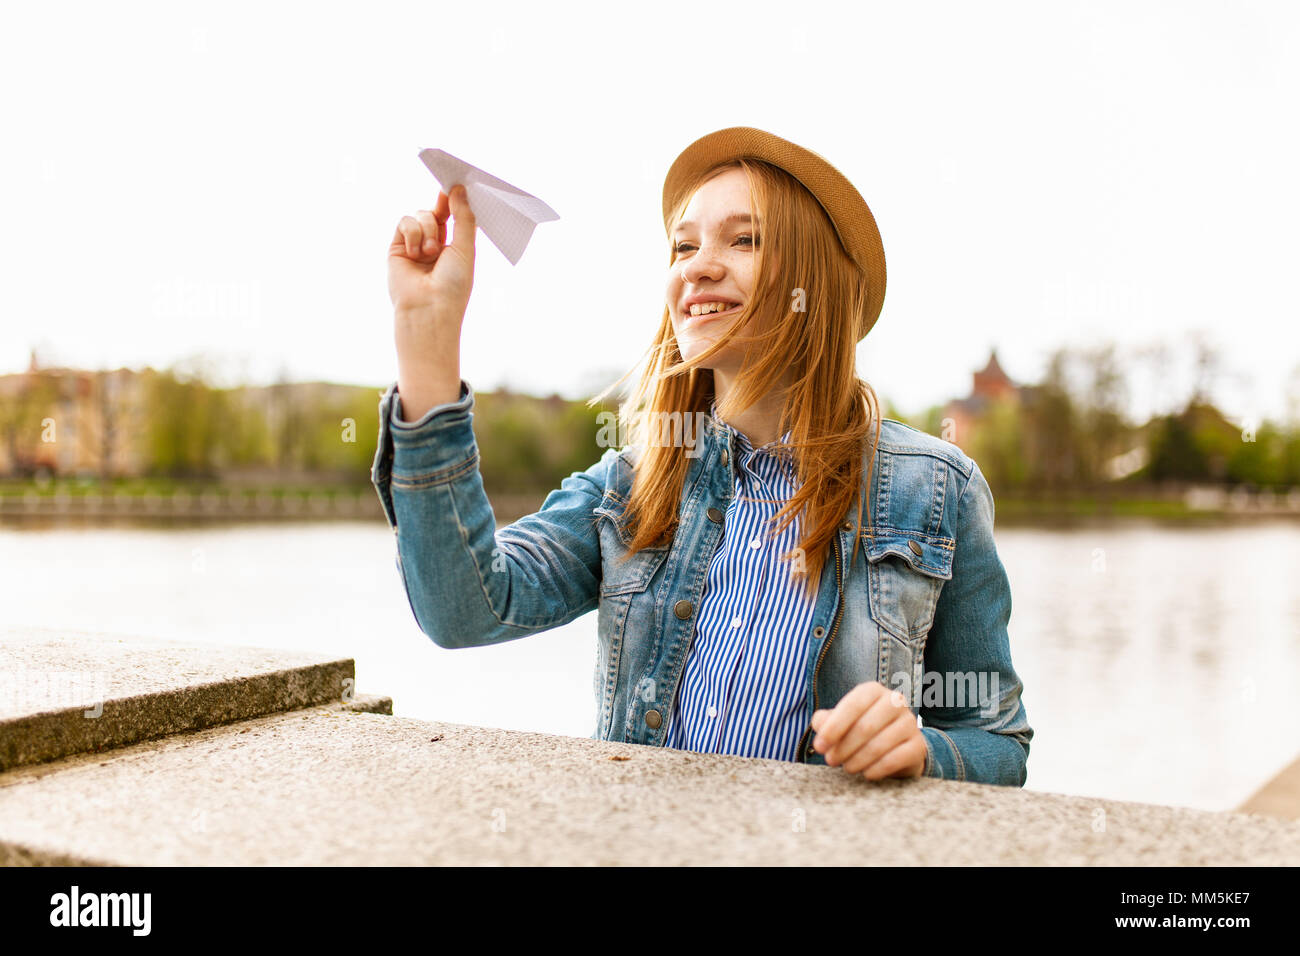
683, 303, 743, 325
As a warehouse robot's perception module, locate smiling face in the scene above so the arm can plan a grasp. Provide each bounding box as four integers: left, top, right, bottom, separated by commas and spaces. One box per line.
666, 166, 762, 373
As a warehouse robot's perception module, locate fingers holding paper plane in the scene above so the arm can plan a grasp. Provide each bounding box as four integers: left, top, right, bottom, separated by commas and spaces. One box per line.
417, 148, 558, 265
387, 184, 477, 319
410, 207, 445, 258
389, 186, 468, 262
444, 185, 478, 263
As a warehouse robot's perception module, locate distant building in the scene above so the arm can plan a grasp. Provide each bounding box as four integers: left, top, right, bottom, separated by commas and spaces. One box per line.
0, 352, 383, 481
940, 349, 1038, 451
0, 351, 150, 478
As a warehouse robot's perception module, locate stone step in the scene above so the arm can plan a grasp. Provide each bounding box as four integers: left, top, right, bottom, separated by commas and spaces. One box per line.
2, 707, 1297, 866
1238, 754, 1300, 820
0, 628, 377, 772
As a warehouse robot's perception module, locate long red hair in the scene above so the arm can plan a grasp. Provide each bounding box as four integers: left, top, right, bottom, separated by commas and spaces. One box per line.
589, 157, 883, 599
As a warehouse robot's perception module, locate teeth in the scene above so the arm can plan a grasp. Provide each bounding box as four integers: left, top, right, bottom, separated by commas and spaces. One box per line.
689, 301, 738, 316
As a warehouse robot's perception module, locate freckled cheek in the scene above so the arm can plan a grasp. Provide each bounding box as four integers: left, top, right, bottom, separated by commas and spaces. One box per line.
736, 260, 756, 297
665, 273, 682, 312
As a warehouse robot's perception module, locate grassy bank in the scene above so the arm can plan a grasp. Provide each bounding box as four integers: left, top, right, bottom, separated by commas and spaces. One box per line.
0, 477, 370, 499
995, 494, 1199, 521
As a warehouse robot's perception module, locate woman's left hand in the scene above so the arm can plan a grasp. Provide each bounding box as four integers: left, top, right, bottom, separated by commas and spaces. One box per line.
811, 681, 926, 779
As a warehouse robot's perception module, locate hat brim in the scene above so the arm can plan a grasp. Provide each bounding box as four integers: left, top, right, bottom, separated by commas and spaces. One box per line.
662, 127, 886, 341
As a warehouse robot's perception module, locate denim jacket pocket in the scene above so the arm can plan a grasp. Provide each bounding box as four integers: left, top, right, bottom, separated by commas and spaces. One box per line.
594, 490, 671, 596
864, 532, 955, 646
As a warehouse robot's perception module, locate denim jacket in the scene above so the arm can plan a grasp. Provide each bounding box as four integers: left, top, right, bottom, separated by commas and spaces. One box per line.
371, 380, 1034, 786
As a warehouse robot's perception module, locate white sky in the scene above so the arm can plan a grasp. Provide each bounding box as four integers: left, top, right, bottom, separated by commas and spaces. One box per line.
2, 0, 1297, 425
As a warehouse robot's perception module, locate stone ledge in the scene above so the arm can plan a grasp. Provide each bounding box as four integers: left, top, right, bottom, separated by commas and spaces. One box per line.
342, 693, 392, 715
2, 710, 1296, 866
0, 628, 363, 772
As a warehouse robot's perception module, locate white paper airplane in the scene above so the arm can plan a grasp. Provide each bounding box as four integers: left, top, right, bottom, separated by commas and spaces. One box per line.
417, 148, 559, 265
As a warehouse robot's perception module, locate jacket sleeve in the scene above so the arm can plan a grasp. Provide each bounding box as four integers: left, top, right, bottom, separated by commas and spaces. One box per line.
918, 459, 1034, 786
371, 379, 612, 648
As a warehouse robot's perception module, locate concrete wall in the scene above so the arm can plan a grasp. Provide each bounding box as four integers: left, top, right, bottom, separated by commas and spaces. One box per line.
2, 629, 1297, 866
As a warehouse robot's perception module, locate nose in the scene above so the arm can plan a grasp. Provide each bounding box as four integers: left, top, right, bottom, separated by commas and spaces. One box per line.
679, 243, 727, 287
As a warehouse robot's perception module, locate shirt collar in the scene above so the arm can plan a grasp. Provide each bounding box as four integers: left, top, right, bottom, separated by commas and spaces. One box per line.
708, 398, 793, 458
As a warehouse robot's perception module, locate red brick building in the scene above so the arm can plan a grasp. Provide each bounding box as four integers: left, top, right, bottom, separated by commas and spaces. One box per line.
940, 349, 1035, 451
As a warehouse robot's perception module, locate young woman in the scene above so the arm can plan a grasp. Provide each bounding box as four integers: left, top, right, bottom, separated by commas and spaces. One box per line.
373, 127, 1033, 787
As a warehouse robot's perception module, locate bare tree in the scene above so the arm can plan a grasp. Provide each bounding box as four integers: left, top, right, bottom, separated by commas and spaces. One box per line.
1189, 331, 1221, 408
92, 370, 121, 480
1080, 343, 1131, 484
1134, 340, 1173, 418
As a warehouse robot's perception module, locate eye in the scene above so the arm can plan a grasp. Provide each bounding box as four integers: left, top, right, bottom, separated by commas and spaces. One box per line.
672, 234, 758, 256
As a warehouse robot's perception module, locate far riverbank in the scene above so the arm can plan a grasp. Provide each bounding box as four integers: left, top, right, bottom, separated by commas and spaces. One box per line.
3, 478, 1299, 525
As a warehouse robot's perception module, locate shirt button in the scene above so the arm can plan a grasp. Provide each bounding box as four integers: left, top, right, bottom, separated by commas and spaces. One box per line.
706, 705, 717, 718
644, 709, 662, 729
730, 616, 743, 629
674, 599, 694, 619
707, 506, 724, 523
749, 538, 762, 550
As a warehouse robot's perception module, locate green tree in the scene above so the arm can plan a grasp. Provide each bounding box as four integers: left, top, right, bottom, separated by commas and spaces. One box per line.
1022, 349, 1078, 491
1226, 421, 1287, 486
1145, 413, 1205, 482
142, 368, 229, 479
967, 394, 1028, 493
1077, 344, 1132, 486
0, 372, 60, 476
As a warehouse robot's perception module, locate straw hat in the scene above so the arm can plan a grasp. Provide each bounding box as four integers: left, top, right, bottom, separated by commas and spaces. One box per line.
662, 126, 887, 341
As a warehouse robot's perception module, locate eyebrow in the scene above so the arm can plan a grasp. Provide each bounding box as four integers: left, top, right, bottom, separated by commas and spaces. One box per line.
673, 212, 755, 235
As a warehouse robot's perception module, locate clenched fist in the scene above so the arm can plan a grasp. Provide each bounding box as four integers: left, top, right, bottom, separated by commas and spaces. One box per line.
810, 681, 927, 780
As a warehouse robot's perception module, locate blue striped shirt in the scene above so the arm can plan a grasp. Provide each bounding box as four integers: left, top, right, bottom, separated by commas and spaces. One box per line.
662, 402, 819, 761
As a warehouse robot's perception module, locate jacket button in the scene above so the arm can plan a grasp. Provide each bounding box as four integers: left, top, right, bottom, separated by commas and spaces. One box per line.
813, 626, 825, 639
842, 521, 852, 531
720, 448, 729, 465
674, 600, 694, 619
645, 709, 662, 729
706, 506, 724, 523
908, 540, 923, 556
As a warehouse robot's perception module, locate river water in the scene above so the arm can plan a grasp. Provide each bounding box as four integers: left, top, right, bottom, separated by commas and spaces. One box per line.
3, 518, 1297, 814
